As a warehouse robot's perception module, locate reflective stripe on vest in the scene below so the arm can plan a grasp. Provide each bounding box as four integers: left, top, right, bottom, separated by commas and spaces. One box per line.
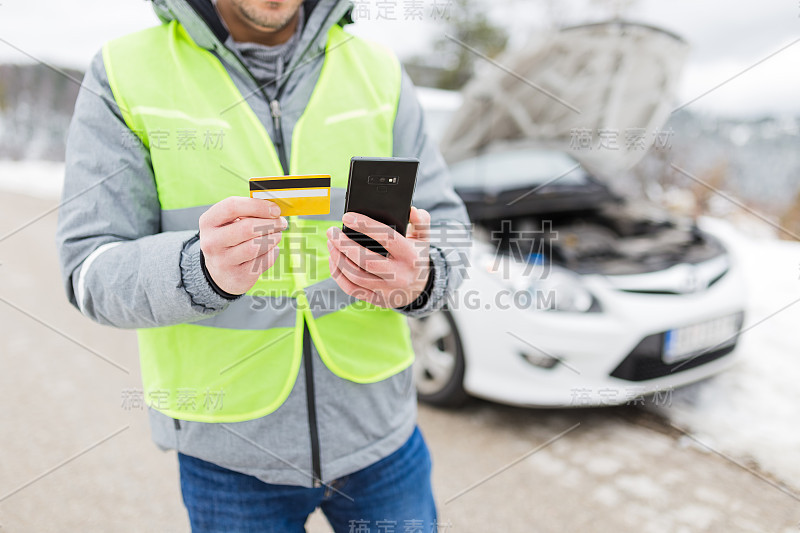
103, 20, 414, 422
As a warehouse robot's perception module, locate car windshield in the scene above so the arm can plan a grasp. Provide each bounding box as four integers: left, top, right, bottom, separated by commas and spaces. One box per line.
449, 149, 590, 191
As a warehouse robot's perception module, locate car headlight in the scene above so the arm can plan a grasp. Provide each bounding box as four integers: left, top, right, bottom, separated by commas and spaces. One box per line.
479, 251, 599, 313
531, 267, 597, 312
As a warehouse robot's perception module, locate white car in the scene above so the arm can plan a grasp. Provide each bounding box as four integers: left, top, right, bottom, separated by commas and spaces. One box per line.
408, 143, 746, 407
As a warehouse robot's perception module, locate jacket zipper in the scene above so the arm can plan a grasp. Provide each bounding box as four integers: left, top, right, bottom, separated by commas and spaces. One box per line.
269, 99, 290, 174
235, 46, 322, 487
303, 319, 323, 487
212, 37, 289, 173
218, 53, 319, 488
194, 2, 321, 486
269, 96, 320, 485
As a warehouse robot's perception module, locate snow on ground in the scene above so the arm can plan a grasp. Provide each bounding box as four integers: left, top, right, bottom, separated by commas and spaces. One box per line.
0, 160, 65, 199
659, 215, 800, 492
1, 158, 797, 493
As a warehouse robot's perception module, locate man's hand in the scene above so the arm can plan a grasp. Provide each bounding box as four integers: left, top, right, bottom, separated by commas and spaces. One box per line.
199, 197, 287, 295
327, 206, 432, 308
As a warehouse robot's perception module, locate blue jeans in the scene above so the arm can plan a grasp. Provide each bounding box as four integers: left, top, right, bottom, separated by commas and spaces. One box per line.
178, 426, 437, 532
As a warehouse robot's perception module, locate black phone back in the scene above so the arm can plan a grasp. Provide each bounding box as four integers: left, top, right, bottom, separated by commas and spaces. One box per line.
342, 156, 419, 256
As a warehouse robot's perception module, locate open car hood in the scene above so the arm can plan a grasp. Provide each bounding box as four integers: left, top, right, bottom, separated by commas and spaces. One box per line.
439, 21, 689, 180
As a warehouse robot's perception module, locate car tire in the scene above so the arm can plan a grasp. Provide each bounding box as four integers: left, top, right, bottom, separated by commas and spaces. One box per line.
409, 308, 469, 408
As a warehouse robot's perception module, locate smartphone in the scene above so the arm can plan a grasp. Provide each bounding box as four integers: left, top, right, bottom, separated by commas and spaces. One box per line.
342, 156, 419, 257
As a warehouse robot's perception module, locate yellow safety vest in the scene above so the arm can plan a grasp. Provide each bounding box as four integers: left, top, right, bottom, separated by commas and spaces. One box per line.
102, 20, 414, 422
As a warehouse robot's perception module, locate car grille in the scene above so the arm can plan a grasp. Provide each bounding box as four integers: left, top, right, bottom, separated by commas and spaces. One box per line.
609, 330, 738, 382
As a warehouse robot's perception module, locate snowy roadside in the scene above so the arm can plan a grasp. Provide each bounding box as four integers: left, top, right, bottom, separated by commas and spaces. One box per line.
657, 215, 800, 492
0, 160, 65, 199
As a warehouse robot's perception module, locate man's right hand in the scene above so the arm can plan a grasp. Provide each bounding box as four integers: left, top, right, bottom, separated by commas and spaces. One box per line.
199, 196, 287, 295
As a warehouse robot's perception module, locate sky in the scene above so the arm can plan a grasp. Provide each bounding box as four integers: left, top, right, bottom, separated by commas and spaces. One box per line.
0, 0, 798, 118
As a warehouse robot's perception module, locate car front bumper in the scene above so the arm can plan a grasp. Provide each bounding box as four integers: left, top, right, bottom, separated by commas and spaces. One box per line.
449, 256, 747, 408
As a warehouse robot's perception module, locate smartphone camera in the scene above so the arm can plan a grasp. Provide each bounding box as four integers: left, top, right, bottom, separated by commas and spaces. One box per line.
368, 175, 398, 185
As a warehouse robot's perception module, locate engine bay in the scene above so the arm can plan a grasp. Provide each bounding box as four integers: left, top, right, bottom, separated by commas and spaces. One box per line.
474, 201, 726, 276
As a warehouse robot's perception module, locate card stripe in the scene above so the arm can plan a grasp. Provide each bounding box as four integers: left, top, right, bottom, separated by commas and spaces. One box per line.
250, 177, 331, 190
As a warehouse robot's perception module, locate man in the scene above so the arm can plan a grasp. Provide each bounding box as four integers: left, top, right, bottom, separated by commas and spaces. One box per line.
56, 0, 470, 530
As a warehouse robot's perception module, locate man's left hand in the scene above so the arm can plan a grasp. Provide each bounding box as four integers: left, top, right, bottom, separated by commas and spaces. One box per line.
326, 206, 431, 308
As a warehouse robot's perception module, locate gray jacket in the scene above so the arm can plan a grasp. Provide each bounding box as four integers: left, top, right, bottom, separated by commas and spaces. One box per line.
55, 0, 470, 488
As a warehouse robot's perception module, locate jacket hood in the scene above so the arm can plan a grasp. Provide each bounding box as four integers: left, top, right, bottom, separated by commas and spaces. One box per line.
149, 0, 354, 72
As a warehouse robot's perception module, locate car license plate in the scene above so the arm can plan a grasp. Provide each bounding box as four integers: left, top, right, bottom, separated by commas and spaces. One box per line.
663, 314, 741, 364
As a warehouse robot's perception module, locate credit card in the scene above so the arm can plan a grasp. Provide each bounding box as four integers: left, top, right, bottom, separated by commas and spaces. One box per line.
249, 175, 331, 216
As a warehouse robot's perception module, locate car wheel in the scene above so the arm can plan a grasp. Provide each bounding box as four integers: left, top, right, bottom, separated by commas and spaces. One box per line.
409, 308, 468, 407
